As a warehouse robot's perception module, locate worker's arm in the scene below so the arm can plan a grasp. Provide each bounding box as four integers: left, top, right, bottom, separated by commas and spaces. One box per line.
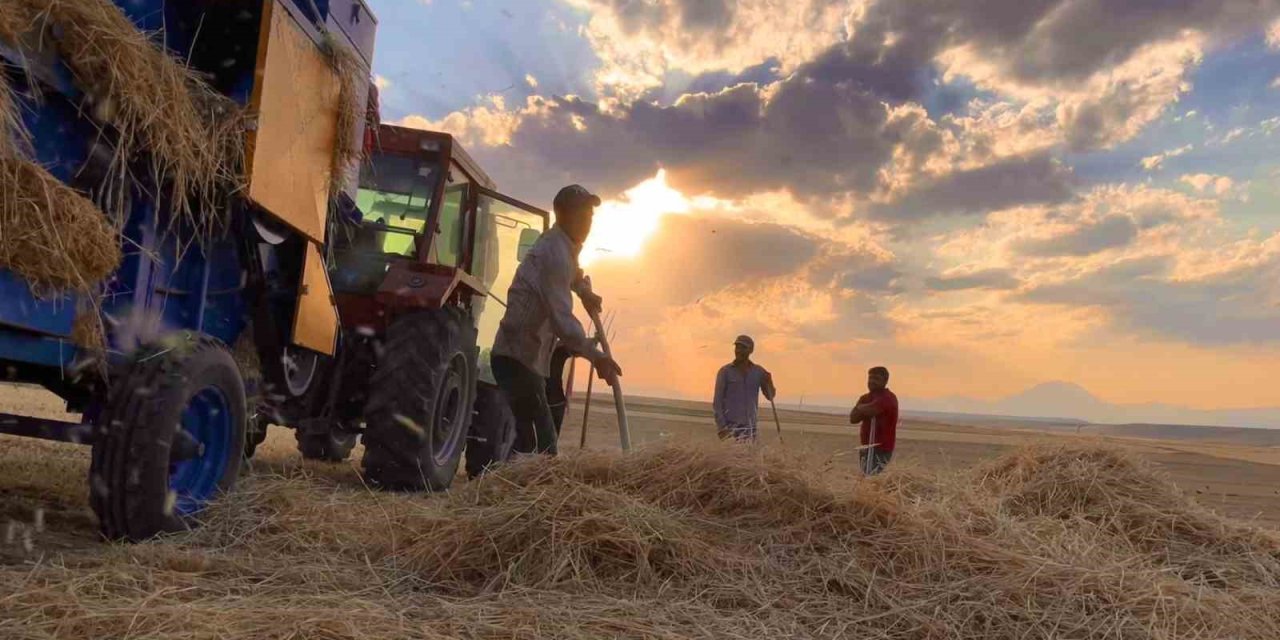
761, 368, 776, 402
850, 398, 884, 422
571, 269, 603, 314
712, 367, 728, 429
541, 245, 621, 380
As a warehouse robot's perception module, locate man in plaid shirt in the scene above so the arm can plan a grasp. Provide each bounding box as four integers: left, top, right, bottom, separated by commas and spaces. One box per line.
491, 185, 622, 455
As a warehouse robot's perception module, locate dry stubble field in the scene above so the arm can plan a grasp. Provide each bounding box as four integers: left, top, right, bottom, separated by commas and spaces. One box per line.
2, 382, 1280, 639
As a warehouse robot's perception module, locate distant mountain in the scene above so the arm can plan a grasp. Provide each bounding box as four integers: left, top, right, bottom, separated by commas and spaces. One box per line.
910, 381, 1280, 429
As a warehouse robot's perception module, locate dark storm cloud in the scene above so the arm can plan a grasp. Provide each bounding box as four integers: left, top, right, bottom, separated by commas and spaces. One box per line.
1017, 215, 1139, 257
471, 0, 1280, 213
925, 268, 1021, 291
867, 153, 1076, 221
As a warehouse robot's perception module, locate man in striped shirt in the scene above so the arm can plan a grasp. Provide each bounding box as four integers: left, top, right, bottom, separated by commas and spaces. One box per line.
491, 184, 622, 455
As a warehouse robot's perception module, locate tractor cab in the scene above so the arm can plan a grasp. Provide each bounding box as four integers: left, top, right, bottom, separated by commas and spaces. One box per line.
329, 125, 549, 379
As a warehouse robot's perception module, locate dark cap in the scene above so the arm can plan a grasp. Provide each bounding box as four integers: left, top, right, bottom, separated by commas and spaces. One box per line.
553, 184, 601, 215
734, 335, 754, 350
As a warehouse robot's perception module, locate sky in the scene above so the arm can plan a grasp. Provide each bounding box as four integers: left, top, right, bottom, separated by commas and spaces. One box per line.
365, 0, 1280, 412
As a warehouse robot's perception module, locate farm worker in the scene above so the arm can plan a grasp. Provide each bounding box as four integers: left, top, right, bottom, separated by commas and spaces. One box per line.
849, 366, 899, 475
712, 335, 776, 442
491, 184, 623, 456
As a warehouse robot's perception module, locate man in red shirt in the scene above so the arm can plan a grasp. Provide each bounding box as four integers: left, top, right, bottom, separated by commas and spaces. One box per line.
849, 366, 898, 475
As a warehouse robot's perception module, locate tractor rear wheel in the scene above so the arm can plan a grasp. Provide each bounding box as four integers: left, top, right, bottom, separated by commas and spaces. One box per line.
465, 384, 517, 479
90, 334, 246, 541
361, 308, 476, 490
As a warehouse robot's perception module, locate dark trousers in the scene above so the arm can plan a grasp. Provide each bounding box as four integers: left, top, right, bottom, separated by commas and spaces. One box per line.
492, 355, 558, 455
545, 347, 571, 437
860, 448, 893, 475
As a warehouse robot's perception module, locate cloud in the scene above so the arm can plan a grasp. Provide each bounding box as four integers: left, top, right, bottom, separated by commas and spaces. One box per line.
416, 0, 1280, 221
1140, 144, 1193, 171
1017, 215, 1139, 257
399, 95, 531, 147
374, 75, 392, 91
1269, 17, 1280, 49
925, 268, 1021, 292
589, 214, 821, 309
1180, 173, 1235, 195
564, 0, 852, 99
1020, 243, 1280, 345
525, 74, 539, 89
866, 153, 1075, 221
936, 184, 1219, 267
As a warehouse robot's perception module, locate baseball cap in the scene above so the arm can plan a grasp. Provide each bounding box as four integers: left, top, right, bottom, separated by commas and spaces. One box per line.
734, 335, 754, 349
553, 184, 601, 215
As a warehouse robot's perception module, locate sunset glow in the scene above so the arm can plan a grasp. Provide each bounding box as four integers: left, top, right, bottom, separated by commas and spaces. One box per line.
386, 0, 1280, 420
581, 169, 696, 266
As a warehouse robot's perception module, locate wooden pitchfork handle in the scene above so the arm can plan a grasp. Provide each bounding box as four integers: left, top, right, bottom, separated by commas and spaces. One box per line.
587, 308, 631, 451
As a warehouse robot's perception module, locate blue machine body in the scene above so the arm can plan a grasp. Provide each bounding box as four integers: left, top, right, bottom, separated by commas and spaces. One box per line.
0, 0, 254, 374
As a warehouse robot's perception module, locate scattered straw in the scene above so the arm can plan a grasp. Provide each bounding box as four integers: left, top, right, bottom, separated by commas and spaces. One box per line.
2, 442, 1278, 639
0, 64, 24, 158
320, 34, 367, 199
0, 155, 121, 293
68, 305, 104, 352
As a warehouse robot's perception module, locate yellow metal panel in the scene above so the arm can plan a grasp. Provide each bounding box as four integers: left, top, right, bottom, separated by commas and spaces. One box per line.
245, 0, 339, 242
292, 241, 339, 356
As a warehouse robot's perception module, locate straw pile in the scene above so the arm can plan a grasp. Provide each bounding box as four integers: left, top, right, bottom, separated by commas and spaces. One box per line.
0, 0, 245, 231
0, 66, 120, 291
1, 442, 1276, 639
0, 155, 121, 292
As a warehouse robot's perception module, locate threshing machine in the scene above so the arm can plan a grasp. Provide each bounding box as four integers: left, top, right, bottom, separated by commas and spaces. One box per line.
0, 0, 374, 540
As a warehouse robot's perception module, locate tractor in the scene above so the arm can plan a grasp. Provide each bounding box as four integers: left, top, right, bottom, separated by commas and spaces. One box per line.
253, 123, 553, 489
0, 0, 374, 540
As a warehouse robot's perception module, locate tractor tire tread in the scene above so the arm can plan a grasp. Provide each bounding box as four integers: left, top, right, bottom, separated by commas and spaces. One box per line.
90, 335, 245, 541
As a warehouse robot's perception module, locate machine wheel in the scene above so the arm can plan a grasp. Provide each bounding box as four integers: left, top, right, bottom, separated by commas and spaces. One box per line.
361, 308, 476, 491
296, 423, 358, 462
90, 334, 246, 541
465, 384, 517, 479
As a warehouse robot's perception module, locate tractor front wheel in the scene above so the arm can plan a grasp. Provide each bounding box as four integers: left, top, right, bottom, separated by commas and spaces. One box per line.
360, 308, 476, 490
90, 334, 246, 541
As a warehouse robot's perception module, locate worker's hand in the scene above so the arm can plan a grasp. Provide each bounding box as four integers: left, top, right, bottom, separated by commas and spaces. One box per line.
593, 355, 623, 386
579, 290, 604, 315
573, 272, 604, 314
762, 370, 776, 401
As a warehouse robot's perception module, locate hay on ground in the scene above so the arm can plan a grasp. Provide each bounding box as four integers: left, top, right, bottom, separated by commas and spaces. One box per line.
3, 442, 1279, 639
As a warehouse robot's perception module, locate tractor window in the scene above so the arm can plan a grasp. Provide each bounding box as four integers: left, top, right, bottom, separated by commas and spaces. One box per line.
473, 190, 549, 385
429, 164, 469, 267
355, 154, 440, 257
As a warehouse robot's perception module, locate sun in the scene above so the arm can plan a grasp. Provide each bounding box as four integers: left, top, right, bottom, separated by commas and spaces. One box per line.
580, 169, 692, 266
